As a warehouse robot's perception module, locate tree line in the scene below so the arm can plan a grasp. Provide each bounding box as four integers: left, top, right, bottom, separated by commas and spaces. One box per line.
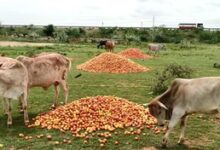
0, 24, 220, 44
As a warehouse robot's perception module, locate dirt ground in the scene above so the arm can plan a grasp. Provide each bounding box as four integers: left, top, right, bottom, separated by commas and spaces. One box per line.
0, 41, 54, 47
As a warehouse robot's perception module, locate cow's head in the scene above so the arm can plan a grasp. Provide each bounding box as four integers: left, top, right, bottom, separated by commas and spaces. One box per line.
148, 100, 168, 126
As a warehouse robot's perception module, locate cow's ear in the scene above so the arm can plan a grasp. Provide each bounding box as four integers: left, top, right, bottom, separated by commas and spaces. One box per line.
157, 101, 168, 110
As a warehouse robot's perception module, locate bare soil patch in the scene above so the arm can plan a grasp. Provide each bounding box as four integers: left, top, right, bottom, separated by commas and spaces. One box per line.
0, 41, 54, 47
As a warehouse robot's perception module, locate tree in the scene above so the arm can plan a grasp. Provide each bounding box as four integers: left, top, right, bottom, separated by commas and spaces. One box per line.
66, 28, 80, 38
43, 24, 55, 37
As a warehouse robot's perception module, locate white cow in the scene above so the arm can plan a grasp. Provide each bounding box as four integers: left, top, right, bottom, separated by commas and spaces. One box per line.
17, 52, 72, 108
148, 43, 166, 52
148, 77, 220, 147
0, 56, 29, 126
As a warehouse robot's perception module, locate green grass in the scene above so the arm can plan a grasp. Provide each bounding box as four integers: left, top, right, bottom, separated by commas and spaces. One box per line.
1, 43, 220, 149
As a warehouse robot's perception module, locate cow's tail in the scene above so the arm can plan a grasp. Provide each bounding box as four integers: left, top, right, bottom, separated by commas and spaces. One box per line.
65, 57, 72, 71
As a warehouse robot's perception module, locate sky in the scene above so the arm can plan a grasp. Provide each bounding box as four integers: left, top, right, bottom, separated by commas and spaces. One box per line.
0, 0, 219, 28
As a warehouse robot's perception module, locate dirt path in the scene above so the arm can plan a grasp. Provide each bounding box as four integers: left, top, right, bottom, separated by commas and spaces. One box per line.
0, 41, 54, 47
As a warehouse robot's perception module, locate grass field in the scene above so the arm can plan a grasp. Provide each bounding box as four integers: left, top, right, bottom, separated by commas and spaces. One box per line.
1, 42, 220, 150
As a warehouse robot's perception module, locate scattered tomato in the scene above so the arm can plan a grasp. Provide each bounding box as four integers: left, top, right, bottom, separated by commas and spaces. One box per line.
47, 135, 52, 140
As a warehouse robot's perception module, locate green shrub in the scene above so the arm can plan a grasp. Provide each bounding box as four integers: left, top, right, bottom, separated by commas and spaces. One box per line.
43, 24, 55, 37
153, 34, 168, 43
98, 27, 116, 38
151, 64, 193, 95
139, 35, 148, 42
66, 28, 81, 38
55, 31, 68, 42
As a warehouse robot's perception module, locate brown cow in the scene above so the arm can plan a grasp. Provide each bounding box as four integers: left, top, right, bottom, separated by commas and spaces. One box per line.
0, 56, 29, 126
105, 40, 115, 52
97, 40, 115, 52
16, 52, 71, 108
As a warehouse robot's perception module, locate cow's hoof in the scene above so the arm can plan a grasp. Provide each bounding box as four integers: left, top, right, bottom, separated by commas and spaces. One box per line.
161, 143, 167, 149
25, 121, 30, 126
50, 104, 57, 110
19, 109, 24, 113
178, 139, 185, 145
7, 122, 12, 128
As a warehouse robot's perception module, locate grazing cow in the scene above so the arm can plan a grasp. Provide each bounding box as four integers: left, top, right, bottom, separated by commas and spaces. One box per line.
97, 40, 107, 49
97, 40, 115, 52
105, 40, 115, 52
148, 43, 165, 52
16, 52, 71, 108
0, 56, 29, 126
147, 77, 220, 148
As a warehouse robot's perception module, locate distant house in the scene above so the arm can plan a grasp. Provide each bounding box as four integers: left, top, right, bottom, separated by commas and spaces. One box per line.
178, 23, 203, 30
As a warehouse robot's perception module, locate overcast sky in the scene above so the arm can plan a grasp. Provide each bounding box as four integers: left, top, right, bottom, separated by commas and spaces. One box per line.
0, 0, 219, 28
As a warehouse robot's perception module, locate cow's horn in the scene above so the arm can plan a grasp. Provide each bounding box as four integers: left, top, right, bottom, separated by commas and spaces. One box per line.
157, 101, 168, 110
142, 103, 149, 107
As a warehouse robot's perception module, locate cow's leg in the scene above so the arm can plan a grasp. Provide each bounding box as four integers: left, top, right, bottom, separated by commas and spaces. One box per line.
22, 90, 29, 125
18, 88, 30, 113
18, 94, 24, 113
3, 98, 8, 115
5, 98, 12, 126
162, 109, 185, 148
60, 80, 69, 104
178, 115, 188, 144
52, 84, 60, 108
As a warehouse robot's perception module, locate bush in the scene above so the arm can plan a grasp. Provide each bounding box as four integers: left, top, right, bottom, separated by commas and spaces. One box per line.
139, 35, 148, 42
43, 24, 55, 37
98, 27, 116, 38
55, 31, 68, 42
151, 64, 193, 95
153, 34, 168, 43
66, 28, 81, 38
199, 31, 219, 44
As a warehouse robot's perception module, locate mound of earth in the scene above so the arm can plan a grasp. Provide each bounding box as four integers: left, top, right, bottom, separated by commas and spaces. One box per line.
31, 96, 159, 136
77, 52, 149, 73
119, 48, 153, 59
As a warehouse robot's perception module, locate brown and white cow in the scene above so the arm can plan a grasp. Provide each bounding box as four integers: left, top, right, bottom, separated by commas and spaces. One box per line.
97, 40, 115, 52
147, 77, 220, 148
16, 52, 71, 108
0, 56, 29, 126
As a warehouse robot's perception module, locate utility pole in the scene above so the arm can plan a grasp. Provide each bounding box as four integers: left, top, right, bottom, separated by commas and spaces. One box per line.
152, 16, 155, 28
152, 16, 156, 41
101, 21, 104, 27
140, 21, 143, 28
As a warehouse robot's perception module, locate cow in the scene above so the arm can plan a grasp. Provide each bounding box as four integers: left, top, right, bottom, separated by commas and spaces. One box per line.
148, 43, 166, 53
147, 77, 220, 148
97, 40, 107, 49
97, 40, 115, 52
105, 40, 115, 52
0, 56, 29, 126
16, 52, 72, 108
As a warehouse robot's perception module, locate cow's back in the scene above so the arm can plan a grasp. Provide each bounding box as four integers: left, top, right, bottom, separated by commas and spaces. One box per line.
0, 57, 28, 99
27, 53, 71, 88
170, 77, 220, 113
105, 40, 115, 50
148, 43, 165, 51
